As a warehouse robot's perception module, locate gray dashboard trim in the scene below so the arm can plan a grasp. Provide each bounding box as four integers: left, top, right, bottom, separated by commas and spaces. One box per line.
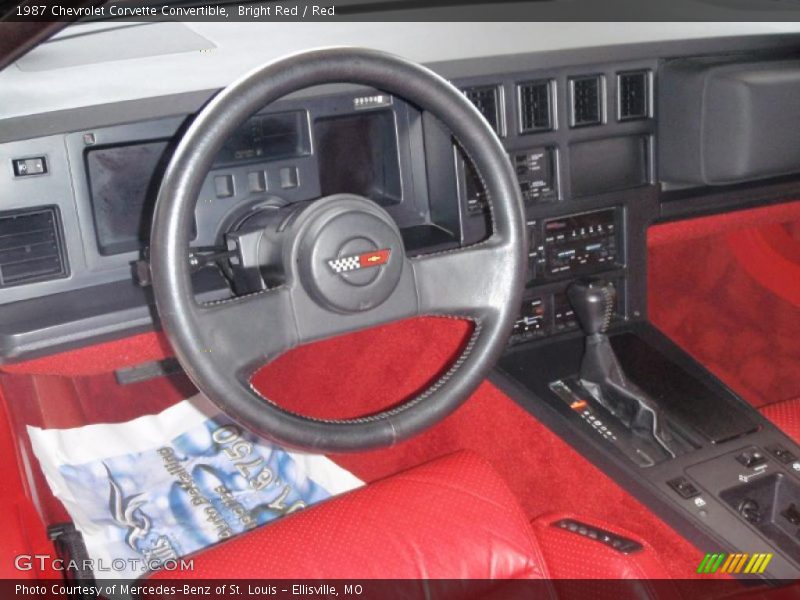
2, 33, 800, 362
0, 271, 229, 363
3, 33, 800, 145
16, 22, 215, 72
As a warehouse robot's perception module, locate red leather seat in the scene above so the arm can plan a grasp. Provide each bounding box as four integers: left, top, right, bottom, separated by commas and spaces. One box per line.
148, 450, 670, 583
761, 398, 800, 444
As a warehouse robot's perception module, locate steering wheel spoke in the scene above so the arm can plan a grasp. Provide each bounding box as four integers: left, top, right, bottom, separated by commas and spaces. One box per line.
412, 239, 511, 322
195, 288, 298, 380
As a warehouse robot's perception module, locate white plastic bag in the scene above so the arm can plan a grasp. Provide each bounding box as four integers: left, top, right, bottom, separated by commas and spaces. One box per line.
28, 395, 363, 580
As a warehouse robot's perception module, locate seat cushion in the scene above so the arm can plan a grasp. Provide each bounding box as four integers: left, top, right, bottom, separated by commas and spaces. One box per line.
760, 398, 800, 444
148, 450, 550, 580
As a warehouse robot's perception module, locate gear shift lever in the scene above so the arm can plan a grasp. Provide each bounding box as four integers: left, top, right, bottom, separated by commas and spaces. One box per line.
567, 280, 615, 337
567, 280, 680, 458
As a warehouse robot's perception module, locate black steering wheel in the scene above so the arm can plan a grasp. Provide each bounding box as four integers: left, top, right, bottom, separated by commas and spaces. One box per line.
150, 48, 526, 452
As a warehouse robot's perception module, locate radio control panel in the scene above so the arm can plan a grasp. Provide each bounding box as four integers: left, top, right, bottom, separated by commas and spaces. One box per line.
539, 208, 620, 280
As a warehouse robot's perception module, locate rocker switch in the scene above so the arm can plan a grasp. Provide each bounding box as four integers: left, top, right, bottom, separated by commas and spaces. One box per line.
736, 449, 768, 469
667, 476, 700, 499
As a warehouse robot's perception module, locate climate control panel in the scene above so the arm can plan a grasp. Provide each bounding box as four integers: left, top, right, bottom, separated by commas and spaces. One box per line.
514, 147, 558, 204
540, 208, 620, 279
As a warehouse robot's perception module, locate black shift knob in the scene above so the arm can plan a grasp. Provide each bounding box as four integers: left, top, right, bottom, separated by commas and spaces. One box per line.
567, 280, 615, 335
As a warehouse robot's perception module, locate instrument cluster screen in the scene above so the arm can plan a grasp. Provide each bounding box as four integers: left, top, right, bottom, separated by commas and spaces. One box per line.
85, 140, 174, 256
314, 109, 402, 207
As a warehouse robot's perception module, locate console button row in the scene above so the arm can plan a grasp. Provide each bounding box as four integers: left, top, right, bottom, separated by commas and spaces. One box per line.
553, 518, 643, 554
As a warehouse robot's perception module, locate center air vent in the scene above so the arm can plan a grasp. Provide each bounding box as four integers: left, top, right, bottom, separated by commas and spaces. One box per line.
462, 85, 504, 136
618, 70, 650, 121
570, 75, 603, 127
0, 206, 68, 288
518, 80, 554, 133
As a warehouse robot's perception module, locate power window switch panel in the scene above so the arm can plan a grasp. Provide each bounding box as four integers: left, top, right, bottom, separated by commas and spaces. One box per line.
12, 156, 47, 177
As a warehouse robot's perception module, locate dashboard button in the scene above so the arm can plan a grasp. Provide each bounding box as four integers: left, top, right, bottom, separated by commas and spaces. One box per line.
736, 449, 768, 469
248, 170, 267, 193
667, 476, 700, 499
765, 444, 797, 465
12, 156, 47, 177
214, 174, 234, 198
280, 166, 299, 189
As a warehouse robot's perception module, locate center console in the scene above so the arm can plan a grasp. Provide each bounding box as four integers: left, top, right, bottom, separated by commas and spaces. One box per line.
508, 205, 627, 346
469, 50, 800, 582
490, 168, 800, 583
493, 322, 800, 579
493, 191, 800, 580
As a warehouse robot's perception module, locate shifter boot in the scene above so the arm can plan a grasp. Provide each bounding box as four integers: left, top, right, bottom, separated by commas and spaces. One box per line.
568, 280, 681, 458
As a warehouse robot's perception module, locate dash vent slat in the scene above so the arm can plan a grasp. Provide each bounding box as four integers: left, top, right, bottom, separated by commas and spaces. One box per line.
570, 75, 603, 127
518, 80, 553, 133
0, 207, 68, 288
618, 70, 650, 121
462, 85, 503, 136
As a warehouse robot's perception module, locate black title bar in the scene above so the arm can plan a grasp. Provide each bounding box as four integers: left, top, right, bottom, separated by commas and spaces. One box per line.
5, 0, 800, 22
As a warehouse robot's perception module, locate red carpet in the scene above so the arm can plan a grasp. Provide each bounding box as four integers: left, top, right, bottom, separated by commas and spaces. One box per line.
648, 200, 800, 409
0, 316, 712, 580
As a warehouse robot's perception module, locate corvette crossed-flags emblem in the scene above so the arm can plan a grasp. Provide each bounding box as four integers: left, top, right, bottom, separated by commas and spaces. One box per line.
328, 249, 391, 274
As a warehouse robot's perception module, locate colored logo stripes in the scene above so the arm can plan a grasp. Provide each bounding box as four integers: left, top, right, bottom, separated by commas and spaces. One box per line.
697, 552, 773, 574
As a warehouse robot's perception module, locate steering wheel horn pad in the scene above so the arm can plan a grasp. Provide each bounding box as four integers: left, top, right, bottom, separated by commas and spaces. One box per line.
296, 195, 405, 314
150, 48, 526, 452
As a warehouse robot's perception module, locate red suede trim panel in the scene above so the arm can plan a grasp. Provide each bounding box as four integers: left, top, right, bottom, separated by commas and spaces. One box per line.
648, 200, 800, 247
728, 226, 800, 308
648, 202, 800, 408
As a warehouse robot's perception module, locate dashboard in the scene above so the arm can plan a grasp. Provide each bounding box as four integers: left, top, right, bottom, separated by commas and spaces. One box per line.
2, 28, 800, 360
5, 22, 800, 580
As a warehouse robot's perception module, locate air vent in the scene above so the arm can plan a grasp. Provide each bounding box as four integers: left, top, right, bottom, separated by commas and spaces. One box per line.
462, 85, 504, 135
570, 75, 603, 127
0, 207, 68, 288
618, 70, 650, 121
518, 80, 554, 134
